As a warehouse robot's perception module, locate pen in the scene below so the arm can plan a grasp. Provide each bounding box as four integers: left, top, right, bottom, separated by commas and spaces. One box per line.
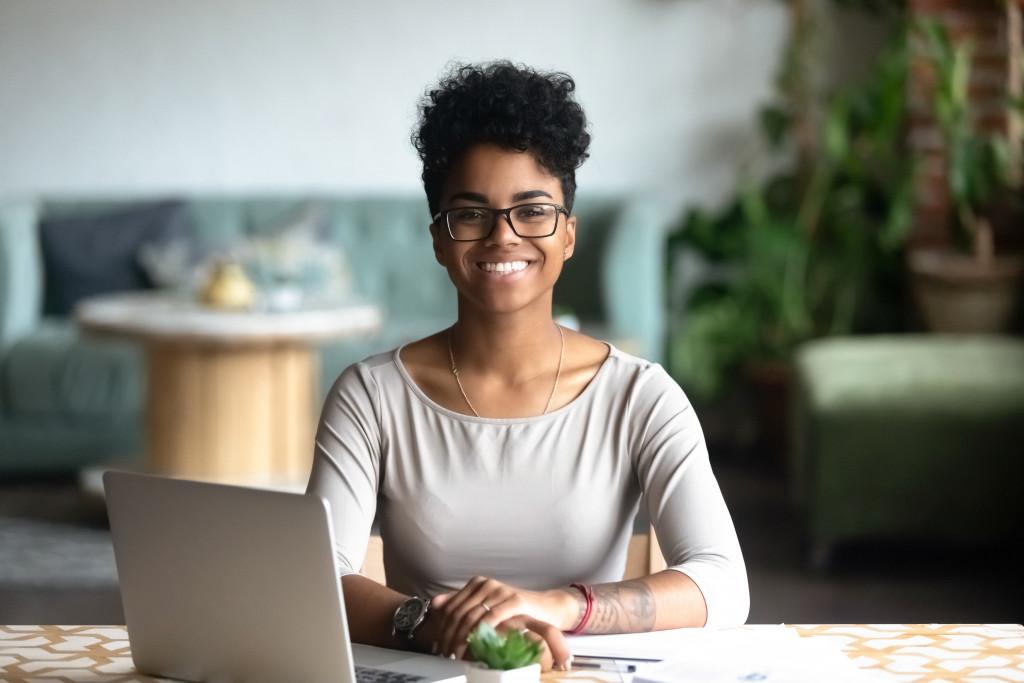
572, 656, 639, 673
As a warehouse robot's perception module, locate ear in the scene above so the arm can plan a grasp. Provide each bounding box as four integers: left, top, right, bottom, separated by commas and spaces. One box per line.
562, 215, 577, 260
429, 222, 446, 266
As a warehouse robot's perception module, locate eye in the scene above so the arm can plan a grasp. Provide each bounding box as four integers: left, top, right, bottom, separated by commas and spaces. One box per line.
512, 204, 554, 221
449, 208, 490, 222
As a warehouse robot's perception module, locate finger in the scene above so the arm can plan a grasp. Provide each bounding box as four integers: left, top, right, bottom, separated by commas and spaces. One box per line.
448, 585, 516, 660
514, 617, 571, 672
437, 579, 489, 657
450, 591, 522, 661
435, 577, 495, 657
495, 616, 566, 673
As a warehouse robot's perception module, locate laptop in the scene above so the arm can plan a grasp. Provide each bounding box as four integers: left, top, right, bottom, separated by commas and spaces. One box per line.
103, 470, 466, 683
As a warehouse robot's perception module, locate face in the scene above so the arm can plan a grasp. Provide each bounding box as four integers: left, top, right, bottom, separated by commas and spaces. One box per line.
430, 143, 576, 317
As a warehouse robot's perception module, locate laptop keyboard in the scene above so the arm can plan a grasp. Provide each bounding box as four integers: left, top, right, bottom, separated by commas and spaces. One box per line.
355, 665, 432, 683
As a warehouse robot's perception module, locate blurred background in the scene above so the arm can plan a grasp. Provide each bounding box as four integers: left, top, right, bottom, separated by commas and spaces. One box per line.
1, 0, 1021, 626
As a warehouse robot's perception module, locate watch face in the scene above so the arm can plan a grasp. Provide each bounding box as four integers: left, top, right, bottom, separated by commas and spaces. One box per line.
395, 598, 427, 631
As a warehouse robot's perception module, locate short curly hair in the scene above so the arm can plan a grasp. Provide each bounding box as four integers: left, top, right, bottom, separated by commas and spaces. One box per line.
413, 61, 591, 218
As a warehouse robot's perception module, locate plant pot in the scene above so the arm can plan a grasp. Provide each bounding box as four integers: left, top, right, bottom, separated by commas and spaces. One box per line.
464, 662, 541, 683
908, 249, 1024, 333
744, 359, 794, 472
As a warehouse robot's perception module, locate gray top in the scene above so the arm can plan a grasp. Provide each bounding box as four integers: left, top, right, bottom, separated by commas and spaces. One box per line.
307, 344, 749, 628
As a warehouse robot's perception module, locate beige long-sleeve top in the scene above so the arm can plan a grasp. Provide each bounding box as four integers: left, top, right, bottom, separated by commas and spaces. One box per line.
306, 344, 749, 629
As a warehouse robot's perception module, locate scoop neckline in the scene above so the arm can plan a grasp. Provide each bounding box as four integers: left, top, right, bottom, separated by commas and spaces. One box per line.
392, 340, 617, 423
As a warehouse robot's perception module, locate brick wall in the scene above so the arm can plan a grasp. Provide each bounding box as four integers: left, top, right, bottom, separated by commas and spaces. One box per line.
907, 0, 1021, 249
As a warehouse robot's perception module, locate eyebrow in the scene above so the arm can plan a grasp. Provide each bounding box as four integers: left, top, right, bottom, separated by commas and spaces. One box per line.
447, 189, 554, 205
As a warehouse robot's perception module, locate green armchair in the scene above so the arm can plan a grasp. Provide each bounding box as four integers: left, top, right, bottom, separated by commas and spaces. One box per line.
791, 334, 1024, 565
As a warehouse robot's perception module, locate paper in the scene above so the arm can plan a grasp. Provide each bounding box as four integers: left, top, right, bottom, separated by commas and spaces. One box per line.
629, 627, 886, 683
568, 626, 712, 661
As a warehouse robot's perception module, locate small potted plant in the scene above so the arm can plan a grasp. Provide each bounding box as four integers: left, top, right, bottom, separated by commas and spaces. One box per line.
464, 623, 542, 683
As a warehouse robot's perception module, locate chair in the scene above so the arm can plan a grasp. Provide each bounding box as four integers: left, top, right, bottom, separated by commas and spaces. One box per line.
358, 526, 667, 584
791, 334, 1024, 565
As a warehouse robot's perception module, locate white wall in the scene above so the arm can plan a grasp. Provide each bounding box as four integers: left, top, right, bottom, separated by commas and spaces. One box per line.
0, 0, 789, 213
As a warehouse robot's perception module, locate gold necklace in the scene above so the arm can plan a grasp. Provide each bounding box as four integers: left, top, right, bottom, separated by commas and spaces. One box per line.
447, 324, 565, 417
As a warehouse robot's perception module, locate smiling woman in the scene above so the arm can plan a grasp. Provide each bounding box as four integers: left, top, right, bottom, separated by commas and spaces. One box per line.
305, 61, 749, 674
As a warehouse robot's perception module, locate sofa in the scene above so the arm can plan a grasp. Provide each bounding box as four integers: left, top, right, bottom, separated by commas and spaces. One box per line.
0, 195, 670, 476
791, 334, 1024, 565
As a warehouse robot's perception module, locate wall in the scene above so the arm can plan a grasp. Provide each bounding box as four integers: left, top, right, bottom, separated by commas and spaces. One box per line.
0, 0, 789, 215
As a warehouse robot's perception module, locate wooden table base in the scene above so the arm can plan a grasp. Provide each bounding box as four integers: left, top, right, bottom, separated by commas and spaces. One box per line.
146, 341, 316, 484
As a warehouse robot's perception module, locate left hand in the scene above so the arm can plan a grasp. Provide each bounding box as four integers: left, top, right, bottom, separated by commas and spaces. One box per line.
429, 575, 577, 668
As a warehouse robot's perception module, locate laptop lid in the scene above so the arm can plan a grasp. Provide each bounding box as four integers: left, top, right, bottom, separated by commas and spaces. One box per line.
103, 471, 465, 683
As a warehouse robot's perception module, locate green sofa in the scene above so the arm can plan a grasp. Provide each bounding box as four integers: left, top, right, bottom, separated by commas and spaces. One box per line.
791, 334, 1024, 564
0, 195, 670, 476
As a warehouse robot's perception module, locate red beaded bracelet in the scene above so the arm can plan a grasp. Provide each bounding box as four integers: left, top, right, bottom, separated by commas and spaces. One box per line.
563, 583, 594, 635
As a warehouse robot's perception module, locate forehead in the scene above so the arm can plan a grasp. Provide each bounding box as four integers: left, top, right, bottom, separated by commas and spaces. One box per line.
441, 143, 563, 203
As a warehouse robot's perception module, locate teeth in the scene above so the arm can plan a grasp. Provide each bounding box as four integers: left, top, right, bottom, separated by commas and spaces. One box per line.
481, 261, 528, 274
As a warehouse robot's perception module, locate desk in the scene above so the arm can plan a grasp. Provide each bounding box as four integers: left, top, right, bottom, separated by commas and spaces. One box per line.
1, 624, 1021, 682
76, 292, 381, 486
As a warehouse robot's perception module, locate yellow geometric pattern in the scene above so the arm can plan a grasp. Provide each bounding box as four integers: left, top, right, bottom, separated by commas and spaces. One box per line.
0, 625, 151, 682
792, 624, 1024, 683
1, 623, 1021, 682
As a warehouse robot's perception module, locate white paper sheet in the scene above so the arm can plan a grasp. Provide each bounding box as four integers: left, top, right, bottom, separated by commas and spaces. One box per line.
568, 626, 713, 661
629, 627, 886, 683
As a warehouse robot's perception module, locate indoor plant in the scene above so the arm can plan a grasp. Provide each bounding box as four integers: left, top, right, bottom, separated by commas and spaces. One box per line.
464, 623, 543, 683
669, 16, 912, 398
667, 7, 913, 460
908, 17, 1024, 333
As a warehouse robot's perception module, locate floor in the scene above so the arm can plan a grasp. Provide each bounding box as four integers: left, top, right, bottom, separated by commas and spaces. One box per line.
1, 457, 1021, 626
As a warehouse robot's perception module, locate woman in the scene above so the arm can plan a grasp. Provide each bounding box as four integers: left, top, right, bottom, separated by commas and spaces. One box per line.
307, 62, 748, 672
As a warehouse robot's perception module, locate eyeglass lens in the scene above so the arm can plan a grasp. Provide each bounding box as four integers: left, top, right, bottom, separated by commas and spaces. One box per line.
447, 204, 559, 240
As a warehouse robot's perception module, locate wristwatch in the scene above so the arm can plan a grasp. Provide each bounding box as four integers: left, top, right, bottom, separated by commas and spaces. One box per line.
392, 596, 429, 640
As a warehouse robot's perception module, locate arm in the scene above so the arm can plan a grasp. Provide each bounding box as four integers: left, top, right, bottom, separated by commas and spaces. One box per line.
429, 568, 705, 661
344, 573, 570, 671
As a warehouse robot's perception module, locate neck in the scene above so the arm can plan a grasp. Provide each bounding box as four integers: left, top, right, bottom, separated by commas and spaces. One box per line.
449, 313, 561, 378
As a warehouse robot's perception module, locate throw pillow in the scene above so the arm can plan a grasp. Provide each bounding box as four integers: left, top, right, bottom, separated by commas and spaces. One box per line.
40, 200, 188, 316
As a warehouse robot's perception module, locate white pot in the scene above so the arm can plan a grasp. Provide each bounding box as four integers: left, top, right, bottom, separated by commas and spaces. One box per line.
464, 662, 541, 683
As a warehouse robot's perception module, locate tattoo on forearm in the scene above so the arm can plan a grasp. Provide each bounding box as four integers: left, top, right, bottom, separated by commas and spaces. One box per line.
588, 580, 657, 634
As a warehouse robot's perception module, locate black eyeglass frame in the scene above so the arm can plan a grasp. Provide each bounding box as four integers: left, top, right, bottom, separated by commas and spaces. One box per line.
431, 203, 570, 242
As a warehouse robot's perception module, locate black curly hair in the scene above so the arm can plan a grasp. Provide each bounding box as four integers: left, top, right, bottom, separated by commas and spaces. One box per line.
413, 61, 591, 218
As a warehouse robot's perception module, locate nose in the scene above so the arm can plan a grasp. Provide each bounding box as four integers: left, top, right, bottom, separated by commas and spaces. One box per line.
484, 211, 521, 246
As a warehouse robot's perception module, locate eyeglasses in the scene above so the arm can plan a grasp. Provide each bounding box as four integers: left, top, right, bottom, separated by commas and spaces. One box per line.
432, 203, 569, 242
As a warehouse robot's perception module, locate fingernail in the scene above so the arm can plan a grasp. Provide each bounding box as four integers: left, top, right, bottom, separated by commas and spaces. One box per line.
448, 653, 456, 660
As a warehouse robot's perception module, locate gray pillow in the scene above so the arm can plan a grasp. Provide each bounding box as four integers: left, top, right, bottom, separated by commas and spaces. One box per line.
40, 200, 187, 316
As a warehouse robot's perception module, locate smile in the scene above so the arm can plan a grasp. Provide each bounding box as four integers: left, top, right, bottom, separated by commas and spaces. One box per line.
479, 261, 530, 274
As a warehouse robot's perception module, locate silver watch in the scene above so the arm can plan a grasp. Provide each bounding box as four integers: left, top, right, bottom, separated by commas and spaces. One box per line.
392, 596, 429, 639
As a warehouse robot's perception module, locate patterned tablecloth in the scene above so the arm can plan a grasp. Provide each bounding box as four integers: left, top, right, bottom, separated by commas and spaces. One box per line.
0, 624, 1021, 682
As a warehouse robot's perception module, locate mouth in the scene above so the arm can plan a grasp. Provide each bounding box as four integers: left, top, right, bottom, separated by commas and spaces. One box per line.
477, 260, 532, 275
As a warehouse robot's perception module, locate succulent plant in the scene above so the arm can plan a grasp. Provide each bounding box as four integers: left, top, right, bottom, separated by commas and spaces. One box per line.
466, 623, 542, 671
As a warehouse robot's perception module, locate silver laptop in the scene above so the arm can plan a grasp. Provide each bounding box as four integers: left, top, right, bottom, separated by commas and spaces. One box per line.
103, 470, 466, 683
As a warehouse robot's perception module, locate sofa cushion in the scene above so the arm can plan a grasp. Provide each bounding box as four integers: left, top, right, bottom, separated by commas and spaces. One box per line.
40, 200, 186, 315
0, 200, 43, 350
1, 320, 142, 419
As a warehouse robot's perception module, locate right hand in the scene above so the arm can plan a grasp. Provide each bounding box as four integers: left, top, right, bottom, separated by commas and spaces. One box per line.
422, 577, 576, 671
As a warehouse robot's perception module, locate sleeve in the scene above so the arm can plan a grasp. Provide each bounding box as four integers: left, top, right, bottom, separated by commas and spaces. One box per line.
305, 361, 383, 579
629, 364, 750, 629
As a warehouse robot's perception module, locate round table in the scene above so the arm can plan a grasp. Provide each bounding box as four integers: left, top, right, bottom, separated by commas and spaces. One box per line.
76, 292, 382, 486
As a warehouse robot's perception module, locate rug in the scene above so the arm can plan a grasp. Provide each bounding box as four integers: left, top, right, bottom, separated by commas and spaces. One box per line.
0, 478, 118, 588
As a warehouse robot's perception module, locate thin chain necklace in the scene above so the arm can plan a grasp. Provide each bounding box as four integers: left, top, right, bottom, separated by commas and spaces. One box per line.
447, 324, 565, 417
